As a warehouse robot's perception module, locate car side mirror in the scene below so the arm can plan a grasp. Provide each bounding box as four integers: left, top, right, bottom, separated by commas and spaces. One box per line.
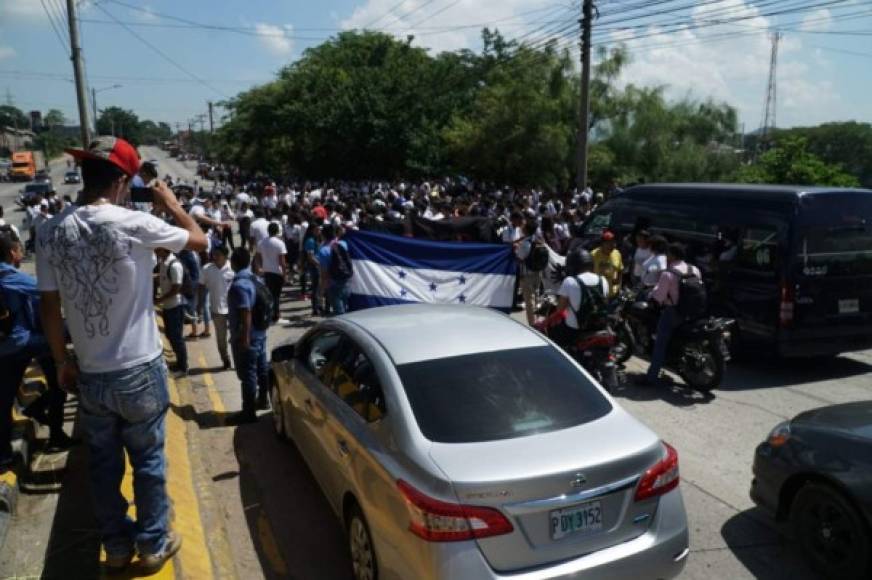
271, 343, 296, 363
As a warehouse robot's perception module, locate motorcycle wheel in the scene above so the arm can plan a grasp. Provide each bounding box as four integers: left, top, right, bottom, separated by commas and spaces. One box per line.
612, 322, 635, 365
679, 341, 725, 391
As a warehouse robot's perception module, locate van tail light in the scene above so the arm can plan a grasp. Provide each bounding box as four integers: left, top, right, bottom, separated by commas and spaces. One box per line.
396, 480, 514, 542
635, 442, 680, 501
779, 281, 795, 328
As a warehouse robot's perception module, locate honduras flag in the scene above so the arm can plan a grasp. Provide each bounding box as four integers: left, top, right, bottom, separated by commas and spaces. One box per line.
345, 230, 517, 312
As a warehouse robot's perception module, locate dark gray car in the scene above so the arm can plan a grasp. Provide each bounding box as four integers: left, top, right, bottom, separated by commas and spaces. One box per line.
751, 402, 872, 579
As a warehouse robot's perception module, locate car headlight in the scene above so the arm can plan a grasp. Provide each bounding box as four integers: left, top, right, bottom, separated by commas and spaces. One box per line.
766, 421, 791, 447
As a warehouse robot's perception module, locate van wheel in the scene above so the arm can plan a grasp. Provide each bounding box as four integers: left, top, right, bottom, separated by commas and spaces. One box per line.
790, 483, 871, 580
347, 504, 378, 580
680, 342, 724, 391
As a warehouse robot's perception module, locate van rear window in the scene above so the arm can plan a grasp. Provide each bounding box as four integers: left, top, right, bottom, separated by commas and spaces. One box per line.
800, 225, 872, 277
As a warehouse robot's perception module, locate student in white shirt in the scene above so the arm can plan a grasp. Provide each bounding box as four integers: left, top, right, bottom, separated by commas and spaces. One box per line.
255, 222, 287, 324
200, 246, 235, 369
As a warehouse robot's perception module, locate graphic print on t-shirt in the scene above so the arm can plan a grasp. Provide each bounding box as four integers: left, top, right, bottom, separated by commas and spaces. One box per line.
39, 219, 131, 338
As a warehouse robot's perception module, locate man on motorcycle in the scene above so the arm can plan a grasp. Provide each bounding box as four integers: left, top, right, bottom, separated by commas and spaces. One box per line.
639, 242, 702, 387
544, 248, 609, 352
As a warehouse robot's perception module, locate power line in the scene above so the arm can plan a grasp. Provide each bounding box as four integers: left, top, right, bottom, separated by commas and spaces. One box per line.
40, 0, 71, 55
407, 0, 464, 30
364, 0, 410, 29
94, 3, 230, 99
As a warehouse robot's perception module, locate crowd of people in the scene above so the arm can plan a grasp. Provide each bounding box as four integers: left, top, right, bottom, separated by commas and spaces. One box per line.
0, 135, 697, 573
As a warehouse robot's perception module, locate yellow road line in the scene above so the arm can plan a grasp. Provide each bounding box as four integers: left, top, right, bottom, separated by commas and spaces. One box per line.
198, 354, 226, 423
166, 374, 214, 578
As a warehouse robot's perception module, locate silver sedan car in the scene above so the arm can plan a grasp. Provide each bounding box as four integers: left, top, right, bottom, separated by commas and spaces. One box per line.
269, 304, 689, 580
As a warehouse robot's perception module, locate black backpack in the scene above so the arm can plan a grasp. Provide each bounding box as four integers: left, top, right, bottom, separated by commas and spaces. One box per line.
329, 241, 354, 282
671, 267, 707, 319
166, 258, 195, 300
571, 275, 609, 331
251, 276, 274, 331
525, 240, 550, 272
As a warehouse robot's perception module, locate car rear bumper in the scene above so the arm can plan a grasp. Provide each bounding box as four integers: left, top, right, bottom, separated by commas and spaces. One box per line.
388, 488, 688, 580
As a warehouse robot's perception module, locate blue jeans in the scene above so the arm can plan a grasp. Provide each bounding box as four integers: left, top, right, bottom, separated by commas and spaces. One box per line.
647, 306, 681, 383
328, 280, 350, 316
163, 305, 187, 371
77, 356, 170, 557
231, 333, 268, 412
199, 287, 211, 326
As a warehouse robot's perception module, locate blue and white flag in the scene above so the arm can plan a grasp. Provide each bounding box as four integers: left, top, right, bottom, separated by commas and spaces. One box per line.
345, 230, 517, 312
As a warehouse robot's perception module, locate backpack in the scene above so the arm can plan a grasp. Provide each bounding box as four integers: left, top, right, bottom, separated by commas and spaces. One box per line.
329, 241, 354, 282
166, 258, 195, 300
524, 240, 550, 272
571, 275, 609, 331
250, 275, 274, 331
671, 267, 707, 319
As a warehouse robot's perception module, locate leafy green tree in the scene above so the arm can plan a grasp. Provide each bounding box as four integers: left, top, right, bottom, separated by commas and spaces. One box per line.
0, 105, 28, 129
737, 137, 859, 187
44, 109, 66, 129
96, 107, 143, 145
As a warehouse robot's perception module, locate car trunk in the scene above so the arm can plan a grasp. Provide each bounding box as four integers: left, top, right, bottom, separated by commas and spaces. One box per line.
428, 412, 664, 573
791, 201, 872, 339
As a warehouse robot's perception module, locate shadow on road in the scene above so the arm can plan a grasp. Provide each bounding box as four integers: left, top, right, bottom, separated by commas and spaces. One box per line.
233, 417, 351, 580
720, 355, 872, 391
611, 373, 717, 407
720, 507, 818, 580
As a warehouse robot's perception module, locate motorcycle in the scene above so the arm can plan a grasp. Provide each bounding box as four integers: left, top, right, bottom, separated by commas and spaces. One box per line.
534, 294, 620, 391
618, 295, 734, 391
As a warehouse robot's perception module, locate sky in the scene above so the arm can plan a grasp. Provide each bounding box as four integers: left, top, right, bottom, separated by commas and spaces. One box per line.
0, 0, 870, 133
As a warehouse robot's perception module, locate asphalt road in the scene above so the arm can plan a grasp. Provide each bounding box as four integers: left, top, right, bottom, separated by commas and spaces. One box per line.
11, 145, 862, 579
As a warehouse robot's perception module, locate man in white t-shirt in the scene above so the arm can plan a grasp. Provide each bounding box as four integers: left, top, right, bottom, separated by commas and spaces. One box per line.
36, 136, 206, 574
154, 249, 188, 374
256, 222, 287, 324
248, 208, 270, 252
544, 248, 609, 351
201, 245, 235, 369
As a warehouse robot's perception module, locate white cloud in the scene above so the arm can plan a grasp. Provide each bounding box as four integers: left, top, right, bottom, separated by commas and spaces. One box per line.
606, 0, 843, 128
0, 0, 44, 20
138, 5, 159, 23
255, 23, 295, 56
799, 8, 832, 32
0, 45, 14, 60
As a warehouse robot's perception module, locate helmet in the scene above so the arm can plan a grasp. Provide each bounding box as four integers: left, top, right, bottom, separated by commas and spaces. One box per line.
565, 247, 594, 276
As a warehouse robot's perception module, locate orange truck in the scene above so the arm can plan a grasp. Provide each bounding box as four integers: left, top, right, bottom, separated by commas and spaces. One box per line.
10, 150, 45, 181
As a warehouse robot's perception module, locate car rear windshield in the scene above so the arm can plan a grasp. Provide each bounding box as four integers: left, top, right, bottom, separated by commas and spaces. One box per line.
396, 346, 612, 444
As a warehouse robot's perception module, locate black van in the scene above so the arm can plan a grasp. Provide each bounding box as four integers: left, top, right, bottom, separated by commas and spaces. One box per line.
581, 183, 872, 357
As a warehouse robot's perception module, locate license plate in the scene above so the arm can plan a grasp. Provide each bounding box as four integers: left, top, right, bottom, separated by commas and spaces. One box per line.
839, 299, 860, 314
549, 500, 603, 540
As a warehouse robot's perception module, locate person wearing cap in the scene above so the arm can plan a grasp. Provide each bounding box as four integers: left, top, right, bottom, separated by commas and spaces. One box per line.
591, 230, 623, 299
35, 136, 207, 574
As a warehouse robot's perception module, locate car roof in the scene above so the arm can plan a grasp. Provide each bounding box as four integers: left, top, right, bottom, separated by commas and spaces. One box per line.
621, 183, 872, 202
340, 304, 547, 365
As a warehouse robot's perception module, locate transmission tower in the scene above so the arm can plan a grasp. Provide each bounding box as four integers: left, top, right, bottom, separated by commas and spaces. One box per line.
759, 31, 781, 148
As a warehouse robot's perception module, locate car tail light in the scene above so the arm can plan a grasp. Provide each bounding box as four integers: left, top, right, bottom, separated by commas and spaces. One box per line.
779, 281, 795, 328
635, 442, 680, 501
396, 480, 513, 542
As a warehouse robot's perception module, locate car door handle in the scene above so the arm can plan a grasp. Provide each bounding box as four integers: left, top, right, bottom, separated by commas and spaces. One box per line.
337, 439, 350, 456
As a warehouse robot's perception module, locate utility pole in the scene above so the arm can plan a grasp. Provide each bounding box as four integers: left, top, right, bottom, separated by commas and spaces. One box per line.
575, 0, 594, 192
66, 0, 91, 147
759, 31, 781, 153
208, 101, 214, 134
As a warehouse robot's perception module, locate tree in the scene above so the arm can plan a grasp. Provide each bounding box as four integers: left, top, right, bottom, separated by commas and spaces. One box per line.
96, 107, 143, 145
44, 109, 66, 129
737, 137, 860, 187
0, 105, 28, 129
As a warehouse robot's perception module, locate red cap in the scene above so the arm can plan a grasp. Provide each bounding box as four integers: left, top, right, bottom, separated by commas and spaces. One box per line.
601, 230, 615, 241
65, 136, 140, 177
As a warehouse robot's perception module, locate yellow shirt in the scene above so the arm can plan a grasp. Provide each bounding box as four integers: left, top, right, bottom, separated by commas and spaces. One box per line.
591, 247, 623, 298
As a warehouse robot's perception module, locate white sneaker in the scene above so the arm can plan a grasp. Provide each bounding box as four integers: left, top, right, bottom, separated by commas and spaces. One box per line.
276, 318, 290, 325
